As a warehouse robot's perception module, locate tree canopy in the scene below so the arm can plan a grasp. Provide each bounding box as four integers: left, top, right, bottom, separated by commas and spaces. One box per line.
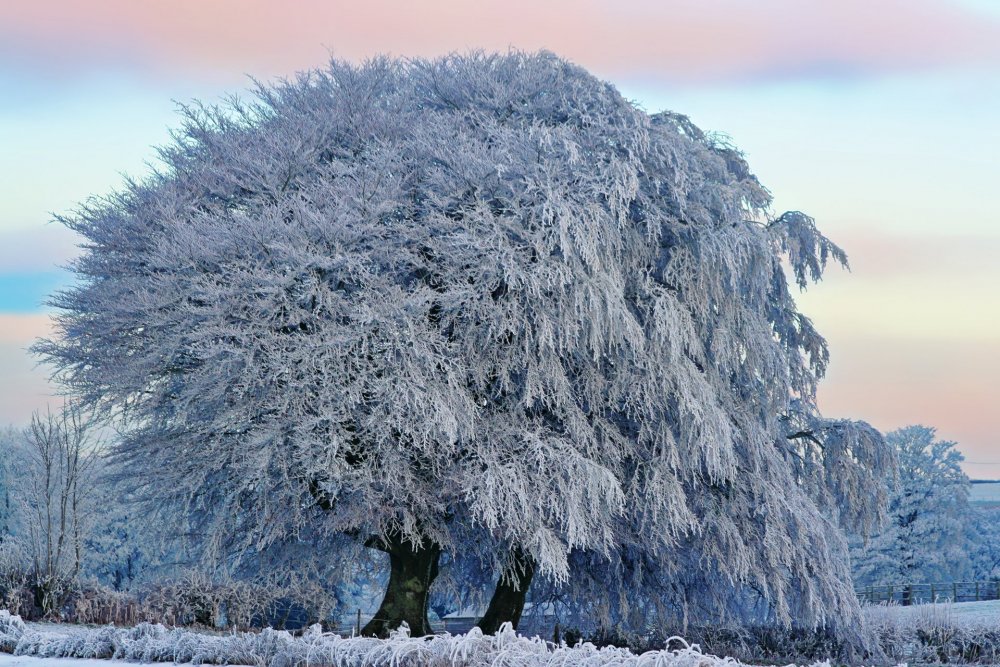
38, 51, 893, 635
851, 425, 970, 589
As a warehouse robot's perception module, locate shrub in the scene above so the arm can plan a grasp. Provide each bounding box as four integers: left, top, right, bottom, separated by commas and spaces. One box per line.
0, 562, 335, 630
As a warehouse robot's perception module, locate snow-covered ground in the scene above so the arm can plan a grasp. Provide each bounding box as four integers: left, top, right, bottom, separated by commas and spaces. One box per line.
864, 599, 1000, 626
0, 610, 836, 667
12, 603, 1000, 667
861, 600, 1000, 665
0, 657, 140, 667
970, 481, 1000, 505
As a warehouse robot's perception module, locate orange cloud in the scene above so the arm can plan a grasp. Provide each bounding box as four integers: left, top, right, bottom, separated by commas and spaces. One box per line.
2, 0, 999, 85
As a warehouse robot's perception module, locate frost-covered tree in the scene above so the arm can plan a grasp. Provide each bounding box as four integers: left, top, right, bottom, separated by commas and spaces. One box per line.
38, 51, 891, 636
9, 406, 98, 612
968, 506, 1000, 583
0, 427, 19, 542
525, 414, 890, 632
851, 426, 970, 594
82, 487, 158, 591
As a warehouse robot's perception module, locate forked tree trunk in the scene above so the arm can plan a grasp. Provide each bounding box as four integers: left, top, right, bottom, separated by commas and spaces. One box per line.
362, 534, 441, 638
477, 548, 535, 634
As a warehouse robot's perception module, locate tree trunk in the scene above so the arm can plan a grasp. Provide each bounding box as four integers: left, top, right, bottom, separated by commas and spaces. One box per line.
477, 548, 535, 634
362, 534, 441, 638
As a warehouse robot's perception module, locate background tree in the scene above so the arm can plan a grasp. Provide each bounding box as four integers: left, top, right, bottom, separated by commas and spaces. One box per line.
968, 505, 1000, 583
850, 426, 971, 600
82, 489, 157, 592
38, 51, 892, 636
10, 405, 97, 614
0, 426, 19, 543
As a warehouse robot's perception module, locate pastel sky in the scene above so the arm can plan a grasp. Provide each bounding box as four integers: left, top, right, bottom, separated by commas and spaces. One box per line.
1, 1, 998, 475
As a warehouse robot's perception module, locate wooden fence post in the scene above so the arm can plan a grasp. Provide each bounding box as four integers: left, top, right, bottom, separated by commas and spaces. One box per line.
856, 580, 1000, 606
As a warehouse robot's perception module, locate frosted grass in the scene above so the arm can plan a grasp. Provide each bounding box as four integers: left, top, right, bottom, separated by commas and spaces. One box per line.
0, 611, 844, 667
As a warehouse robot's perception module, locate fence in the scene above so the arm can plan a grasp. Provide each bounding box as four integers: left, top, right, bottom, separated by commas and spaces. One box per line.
328, 611, 559, 638
856, 580, 1000, 606
328, 614, 480, 636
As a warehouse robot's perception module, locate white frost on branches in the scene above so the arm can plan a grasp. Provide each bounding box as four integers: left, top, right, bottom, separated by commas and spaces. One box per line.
37, 52, 892, 628
851, 426, 970, 587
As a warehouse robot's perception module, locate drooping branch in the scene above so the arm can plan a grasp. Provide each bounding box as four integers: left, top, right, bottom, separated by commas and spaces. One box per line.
786, 430, 824, 448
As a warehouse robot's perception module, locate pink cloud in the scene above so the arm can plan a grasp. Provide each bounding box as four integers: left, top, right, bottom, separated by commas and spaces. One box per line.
0, 315, 56, 425
0, 313, 53, 345
0, 226, 80, 273
2, 0, 999, 85
0, 345, 57, 426
817, 336, 1000, 478
829, 229, 1000, 280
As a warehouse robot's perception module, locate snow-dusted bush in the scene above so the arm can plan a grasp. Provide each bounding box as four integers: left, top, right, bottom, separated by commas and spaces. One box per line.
0, 543, 33, 619
0, 610, 844, 667
0, 566, 332, 631
0, 611, 26, 653
968, 505, 1000, 581
62, 584, 143, 626
586, 624, 850, 665
864, 602, 1000, 664
142, 571, 275, 629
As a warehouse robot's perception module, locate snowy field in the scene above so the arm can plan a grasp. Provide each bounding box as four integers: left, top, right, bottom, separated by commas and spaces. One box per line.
0, 658, 135, 667
864, 599, 1000, 626
6, 603, 1000, 667
0, 610, 836, 667
861, 600, 1000, 665
970, 482, 1000, 505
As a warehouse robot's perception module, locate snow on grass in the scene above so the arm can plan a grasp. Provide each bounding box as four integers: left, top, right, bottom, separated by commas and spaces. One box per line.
864, 599, 1000, 626
0, 611, 840, 667
0, 656, 148, 667
863, 600, 1000, 664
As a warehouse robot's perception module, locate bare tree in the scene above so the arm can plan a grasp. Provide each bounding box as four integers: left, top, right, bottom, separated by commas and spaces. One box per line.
14, 404, 97, 614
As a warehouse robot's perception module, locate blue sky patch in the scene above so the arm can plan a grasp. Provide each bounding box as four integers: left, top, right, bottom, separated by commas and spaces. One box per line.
0, 270, 73, 313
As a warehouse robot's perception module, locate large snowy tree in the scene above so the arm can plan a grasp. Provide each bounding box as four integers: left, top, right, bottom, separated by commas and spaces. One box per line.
39, 52, 891, 636
851, 426, 971, 596
522, 409, 891, 632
